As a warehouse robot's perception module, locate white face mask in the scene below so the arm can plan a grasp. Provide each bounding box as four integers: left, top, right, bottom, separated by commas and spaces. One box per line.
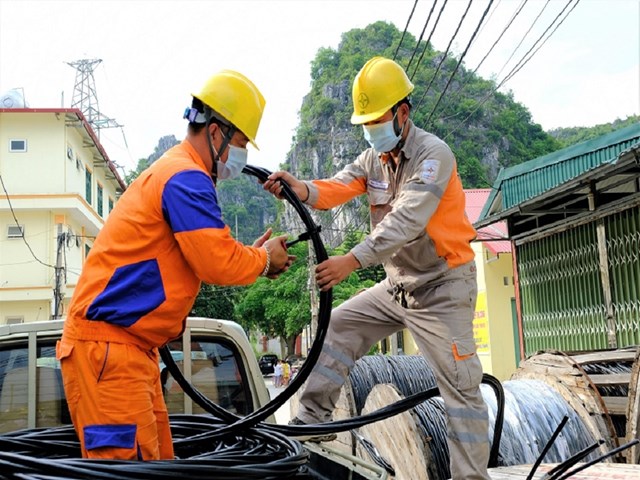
362, 115, 403, 153
216, 144, 248, 180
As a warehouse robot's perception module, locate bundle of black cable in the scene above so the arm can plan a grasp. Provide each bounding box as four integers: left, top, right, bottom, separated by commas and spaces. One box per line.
0, 415, 309, 480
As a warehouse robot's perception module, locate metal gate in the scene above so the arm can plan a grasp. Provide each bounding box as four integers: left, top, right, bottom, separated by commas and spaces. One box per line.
518, 205, 640, 355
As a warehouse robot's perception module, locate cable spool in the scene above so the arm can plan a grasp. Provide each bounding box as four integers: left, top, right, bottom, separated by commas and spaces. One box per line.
511, 347, 640, 463
358, 384, 435, 480
290, 354, 438, 455
359, 378, 599, 480
481, 380, 598, 466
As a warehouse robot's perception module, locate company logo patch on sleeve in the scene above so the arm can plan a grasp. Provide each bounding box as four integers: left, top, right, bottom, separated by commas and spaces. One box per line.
420, 159, 441, 184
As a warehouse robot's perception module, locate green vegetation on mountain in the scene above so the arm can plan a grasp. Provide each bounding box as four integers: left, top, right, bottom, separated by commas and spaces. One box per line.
287, 21, 561, 189
548, 115, 640, 148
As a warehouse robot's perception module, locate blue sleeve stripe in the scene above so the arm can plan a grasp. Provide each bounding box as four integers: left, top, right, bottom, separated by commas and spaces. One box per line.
162, 170, 226, 232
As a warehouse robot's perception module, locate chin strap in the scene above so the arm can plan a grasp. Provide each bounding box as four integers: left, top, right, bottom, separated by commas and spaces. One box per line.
203, 108, 236, 185
391, 104, 408, 152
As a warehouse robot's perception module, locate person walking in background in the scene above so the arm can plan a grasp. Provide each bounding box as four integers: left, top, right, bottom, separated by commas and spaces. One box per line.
282, 358, 291, 386
264, 56, 489, 479
274, 359, 284, 388
57, 69, 293, 461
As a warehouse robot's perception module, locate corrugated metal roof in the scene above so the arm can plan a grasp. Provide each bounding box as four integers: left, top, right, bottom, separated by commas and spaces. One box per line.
479, 122, 640, 221
465, 189, 511, 254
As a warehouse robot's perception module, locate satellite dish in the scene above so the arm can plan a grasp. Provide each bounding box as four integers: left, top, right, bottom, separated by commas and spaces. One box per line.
0, 89, 28, 108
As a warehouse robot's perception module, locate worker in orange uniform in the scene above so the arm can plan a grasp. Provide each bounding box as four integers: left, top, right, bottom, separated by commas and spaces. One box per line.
264, 57, 489, 479
57, 70, 292, 461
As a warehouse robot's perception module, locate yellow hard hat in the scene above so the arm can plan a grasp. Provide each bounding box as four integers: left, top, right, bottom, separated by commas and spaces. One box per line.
351, 57, 414, 125
193, 70, 266, 149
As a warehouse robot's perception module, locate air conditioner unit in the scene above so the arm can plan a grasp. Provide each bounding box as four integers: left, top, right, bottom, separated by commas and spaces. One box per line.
7, 225, 24, 238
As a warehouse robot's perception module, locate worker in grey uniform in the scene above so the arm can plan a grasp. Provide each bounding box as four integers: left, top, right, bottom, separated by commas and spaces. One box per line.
264, 56, 490, 480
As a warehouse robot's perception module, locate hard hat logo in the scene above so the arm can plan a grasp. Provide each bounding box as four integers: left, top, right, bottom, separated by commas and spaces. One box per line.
358, 93, 370, 111
350, 56, 414, 125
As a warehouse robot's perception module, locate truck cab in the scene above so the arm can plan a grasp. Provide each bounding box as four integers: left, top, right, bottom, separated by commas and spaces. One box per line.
0, 317, 271, 433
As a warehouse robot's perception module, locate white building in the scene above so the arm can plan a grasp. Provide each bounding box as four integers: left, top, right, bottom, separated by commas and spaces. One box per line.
0, 107, 126, 324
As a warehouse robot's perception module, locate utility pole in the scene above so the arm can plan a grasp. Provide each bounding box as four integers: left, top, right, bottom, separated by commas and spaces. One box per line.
53, 224, 66, 319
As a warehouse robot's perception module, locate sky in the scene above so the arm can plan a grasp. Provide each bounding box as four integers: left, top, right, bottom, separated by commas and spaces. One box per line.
0, 0, 638, 176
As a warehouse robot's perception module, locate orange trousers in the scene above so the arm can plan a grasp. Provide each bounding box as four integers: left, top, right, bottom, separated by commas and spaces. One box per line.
57, 339, 174, 460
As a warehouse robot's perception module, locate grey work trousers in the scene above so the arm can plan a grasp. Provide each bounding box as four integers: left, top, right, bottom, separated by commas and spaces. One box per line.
297, 262, 490, 480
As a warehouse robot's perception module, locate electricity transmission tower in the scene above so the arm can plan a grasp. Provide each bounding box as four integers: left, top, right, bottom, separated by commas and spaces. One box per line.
66, 58, 122, 136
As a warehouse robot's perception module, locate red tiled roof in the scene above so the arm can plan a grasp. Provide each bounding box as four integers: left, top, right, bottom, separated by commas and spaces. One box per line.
465, 189, 511, 254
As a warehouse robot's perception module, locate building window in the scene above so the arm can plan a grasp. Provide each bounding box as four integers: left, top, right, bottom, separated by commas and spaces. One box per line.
5, 316, 24, 325
7, 224, 24, 239
9, 139, 27, 152
85, 168, 93, 204
97, 183, 104, 217
108, 197, 114, 213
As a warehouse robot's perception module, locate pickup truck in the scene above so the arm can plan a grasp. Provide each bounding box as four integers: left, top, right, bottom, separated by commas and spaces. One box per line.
0, 317, 386, 479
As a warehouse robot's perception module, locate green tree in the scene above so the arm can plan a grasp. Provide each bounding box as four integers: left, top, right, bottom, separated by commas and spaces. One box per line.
191, 284, 238, 320
125, 158, 150, 185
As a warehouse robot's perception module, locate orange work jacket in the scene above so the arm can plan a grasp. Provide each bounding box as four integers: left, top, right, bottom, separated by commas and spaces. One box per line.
63, 141, 267, 350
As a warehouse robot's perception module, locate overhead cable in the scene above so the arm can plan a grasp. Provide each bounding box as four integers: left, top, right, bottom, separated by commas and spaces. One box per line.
471, 0, 526, 76
393, 0, 420, 61
409, 0, 449, 83
441, 0, 581, 142
404, 0, 439, 73
495, 0, 552, 80
0, 174, 57, 269
423, 0, 495, 127
501, 0, 581, 85
435, 0, 528, 125
412, 0, 473, 114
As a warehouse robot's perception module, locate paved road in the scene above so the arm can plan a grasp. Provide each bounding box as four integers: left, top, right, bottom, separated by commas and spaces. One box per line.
263, 374, 292, 424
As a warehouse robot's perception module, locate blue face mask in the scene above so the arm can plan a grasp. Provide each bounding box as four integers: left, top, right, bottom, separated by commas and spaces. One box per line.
362, 115, 404, 153
216, 145, 248, 180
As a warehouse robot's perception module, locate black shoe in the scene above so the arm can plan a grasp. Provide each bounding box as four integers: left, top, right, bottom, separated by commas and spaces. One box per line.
288, 416, 337, 442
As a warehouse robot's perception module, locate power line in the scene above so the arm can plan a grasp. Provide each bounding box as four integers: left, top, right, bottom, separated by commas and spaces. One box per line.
501, 0, 580, 85
413, 0, 471, 114
405, 0, 439, 73
0, 174, 56, 269
473, 0, 503, 45
409, 0, 449, 83
424, 0, 495, 127
434, 0, 527, 125
470, 0, 526, 77
393, 0, 420, 61
495, 0, 552, 80
441, 0, 581, 142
